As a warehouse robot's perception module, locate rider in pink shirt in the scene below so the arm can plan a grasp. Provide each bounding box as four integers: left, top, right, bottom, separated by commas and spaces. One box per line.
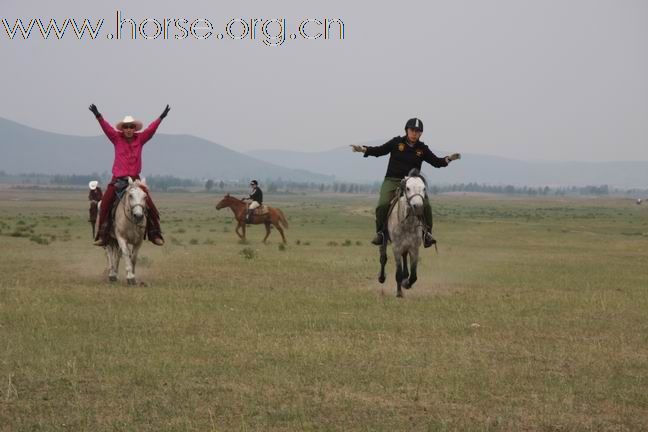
89, 103, 170, 246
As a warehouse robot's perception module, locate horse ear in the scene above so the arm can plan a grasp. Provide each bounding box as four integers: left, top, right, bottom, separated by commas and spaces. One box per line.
225, 193, 230, 197
128, 177, 134, 185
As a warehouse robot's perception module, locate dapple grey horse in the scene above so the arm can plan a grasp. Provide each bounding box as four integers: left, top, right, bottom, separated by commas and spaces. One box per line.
96, 178, 148, 285
378, 169, 427, 298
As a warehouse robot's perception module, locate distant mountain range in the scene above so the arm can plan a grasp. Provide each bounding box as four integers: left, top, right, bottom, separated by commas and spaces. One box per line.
0, 117, 333, 183
1, 117, 647, 188
249, 145, 648, 188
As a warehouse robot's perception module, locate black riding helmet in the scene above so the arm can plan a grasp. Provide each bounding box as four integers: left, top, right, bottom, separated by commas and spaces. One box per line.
405, 118, 423, 132
250, 180, 258, 186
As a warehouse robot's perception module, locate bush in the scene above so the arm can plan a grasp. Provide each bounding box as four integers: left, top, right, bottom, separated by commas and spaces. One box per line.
29, 235, 49, 245
240, 247, 256, 259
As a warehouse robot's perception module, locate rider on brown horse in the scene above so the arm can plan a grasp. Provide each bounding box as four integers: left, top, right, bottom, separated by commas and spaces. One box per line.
351, 118, 460, 248
243, 180, 263, 224
88, 180, 103, 224
89, 103, 170, 247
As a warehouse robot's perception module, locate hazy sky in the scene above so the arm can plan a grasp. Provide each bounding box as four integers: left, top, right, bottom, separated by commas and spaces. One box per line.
1, 0, 646, 161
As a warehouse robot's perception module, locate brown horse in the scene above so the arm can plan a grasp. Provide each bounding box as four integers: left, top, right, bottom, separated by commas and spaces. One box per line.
215, 194, 288, 243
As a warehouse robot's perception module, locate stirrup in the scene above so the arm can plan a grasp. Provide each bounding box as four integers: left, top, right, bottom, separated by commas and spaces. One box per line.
423, 231, 436, 248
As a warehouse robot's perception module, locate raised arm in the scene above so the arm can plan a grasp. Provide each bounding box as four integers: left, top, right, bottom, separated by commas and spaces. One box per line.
140, 105, 170, 144
89, 104, 119, 143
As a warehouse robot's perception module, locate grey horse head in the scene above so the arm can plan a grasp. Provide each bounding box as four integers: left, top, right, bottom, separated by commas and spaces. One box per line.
403, 172, 426, 216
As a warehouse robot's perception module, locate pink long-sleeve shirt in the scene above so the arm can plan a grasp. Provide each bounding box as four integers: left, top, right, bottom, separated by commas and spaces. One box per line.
97, 116, 161, 177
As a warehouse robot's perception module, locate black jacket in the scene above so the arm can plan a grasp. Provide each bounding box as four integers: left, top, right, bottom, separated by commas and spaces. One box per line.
250, 188, 263, 204
364, 136, 448, 179
88, 188, 103, 202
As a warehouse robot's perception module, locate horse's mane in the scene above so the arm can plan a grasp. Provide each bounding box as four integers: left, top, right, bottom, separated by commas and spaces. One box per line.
224, 194, 243, 202
406, 168, 427, 186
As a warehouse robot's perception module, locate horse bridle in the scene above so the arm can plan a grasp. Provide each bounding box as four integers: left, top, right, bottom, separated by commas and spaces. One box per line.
398, 178, 426, 225
122, 189, 148, 226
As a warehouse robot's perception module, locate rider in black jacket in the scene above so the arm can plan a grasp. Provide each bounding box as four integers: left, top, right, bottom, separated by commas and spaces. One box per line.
352, 118, 460, 247
245, 180, 263, 223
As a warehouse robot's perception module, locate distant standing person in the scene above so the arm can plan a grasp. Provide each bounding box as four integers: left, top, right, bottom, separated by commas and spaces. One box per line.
243, 180, 263, 223
351, 118, 460, 247
88, 103, 170, 246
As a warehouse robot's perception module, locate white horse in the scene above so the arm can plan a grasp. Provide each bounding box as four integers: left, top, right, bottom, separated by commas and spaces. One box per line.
96, 178, 148, 285
378, 169, 427, 298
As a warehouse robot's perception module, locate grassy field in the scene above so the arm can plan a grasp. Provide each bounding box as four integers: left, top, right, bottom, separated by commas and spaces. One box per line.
1, 189, 647, 431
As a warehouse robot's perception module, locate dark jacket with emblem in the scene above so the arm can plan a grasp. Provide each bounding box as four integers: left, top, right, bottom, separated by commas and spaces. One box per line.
250, 188, 263, 204
364, 136, 447, 179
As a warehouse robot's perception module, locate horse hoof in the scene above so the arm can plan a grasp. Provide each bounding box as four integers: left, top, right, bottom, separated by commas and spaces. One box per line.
396, 291, 403, 298
402, 280, 411, 290
378, 275, 385, 284
127, 278, 136, 286
108, 275, 117, 283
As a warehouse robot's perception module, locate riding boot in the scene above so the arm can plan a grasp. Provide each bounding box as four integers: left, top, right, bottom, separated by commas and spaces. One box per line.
246, 209, 254, 224
423, 227, 436, 248
93, 222, 110, 246
371, 231, 385, 246
146, 214, 164, 246
423, 199, 436, 248
372, 204, 389, 245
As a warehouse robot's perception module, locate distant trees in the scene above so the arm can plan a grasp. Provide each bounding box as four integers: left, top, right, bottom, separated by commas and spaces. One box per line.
205, 179, 214, 192
145, 175, 197, 191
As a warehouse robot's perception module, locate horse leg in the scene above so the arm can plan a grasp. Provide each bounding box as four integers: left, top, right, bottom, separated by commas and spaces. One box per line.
407, 248, 419, 289
274, 222, 286, 244
106, 244, 118, 282
263, 222, 271, 243
394, 250, 404, 298
235, 222, 244, 239
130, 243, 142, 285
378, 243, 387, 284
402, 253, 409, 279
116, 237, 136, 285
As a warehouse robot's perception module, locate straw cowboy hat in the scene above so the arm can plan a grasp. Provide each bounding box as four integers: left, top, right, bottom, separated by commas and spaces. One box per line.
89, 180, 99, 190
116, 115, 143, 132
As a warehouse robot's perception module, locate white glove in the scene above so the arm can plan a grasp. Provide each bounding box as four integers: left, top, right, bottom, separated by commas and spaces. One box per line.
447, 153, 461, 161
350, 145, 367, 153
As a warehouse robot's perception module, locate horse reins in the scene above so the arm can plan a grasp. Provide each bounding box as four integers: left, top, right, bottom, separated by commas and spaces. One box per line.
121, 192, 148, 227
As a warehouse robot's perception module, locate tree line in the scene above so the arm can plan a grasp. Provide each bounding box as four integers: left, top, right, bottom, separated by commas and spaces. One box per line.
0, 172, 641, 197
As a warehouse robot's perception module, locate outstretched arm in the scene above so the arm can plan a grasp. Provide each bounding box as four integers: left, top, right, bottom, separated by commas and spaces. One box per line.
423, 146, 449, 168
90, 104, 119, 142
351, 137, 397, 158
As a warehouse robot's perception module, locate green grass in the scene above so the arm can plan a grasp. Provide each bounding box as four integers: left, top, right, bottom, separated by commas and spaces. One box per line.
0, 190, 647, 431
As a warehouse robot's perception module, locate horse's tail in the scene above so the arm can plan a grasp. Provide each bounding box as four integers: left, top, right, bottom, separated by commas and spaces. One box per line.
276, 208, 289, 228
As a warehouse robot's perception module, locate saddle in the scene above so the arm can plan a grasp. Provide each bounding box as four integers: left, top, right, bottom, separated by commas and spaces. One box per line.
250, 205, 269, 216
